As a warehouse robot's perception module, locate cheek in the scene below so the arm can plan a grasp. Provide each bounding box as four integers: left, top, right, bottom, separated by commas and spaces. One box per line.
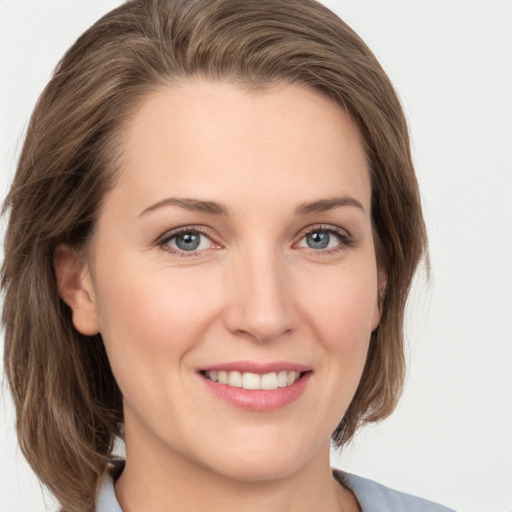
97, 256, 216, 335
292, 265, 377, 435
301, 265, 378, 348
93, 260, 223, 388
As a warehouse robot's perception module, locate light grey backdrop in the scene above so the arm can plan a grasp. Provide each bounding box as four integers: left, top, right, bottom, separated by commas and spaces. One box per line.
1, 1, 511, 511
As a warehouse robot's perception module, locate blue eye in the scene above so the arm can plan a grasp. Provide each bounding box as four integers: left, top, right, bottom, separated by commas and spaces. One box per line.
175, 232, 201, 251
162, 230, 213, 253
296, 227, 350, 252
305, 231, 332, 249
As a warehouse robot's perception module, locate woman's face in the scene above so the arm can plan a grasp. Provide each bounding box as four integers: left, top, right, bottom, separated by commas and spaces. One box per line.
69, 81, 382, 481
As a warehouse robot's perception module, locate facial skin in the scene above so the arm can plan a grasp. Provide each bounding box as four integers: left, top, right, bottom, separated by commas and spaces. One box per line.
56, 81, 383, 512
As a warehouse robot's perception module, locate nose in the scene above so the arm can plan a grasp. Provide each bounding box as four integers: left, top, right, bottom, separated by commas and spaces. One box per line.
223, 246, 297, 343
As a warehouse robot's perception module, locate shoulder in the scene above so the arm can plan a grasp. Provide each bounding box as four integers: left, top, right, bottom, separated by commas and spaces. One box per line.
334, 470, 457, 512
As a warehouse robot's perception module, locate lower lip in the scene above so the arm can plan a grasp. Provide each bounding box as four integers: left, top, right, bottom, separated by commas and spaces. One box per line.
200, 372, 312, 412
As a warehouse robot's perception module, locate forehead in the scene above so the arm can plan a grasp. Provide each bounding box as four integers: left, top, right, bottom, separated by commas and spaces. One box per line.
111, 80, 370, 216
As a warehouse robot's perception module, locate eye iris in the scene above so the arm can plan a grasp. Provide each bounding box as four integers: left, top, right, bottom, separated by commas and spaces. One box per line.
175, 232, 201, 251
307, 231, 330, 249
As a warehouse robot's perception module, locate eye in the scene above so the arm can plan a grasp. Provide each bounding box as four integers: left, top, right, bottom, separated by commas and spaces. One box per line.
295, 226, 353, 253
159, 228, 218, 255
302, 230, 337, 250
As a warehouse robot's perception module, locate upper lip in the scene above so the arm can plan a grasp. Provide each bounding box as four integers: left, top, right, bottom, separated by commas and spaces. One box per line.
199, 361, 312, 374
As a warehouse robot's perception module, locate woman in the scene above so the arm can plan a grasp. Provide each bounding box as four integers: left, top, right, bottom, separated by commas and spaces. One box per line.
2, 0, 455, 511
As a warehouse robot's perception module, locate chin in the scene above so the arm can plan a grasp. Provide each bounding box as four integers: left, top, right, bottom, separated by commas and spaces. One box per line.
194, 430, 327, 483
208, 455, 305, 483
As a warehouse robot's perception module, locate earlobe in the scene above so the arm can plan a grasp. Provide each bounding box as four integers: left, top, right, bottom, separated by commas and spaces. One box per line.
53, 243, 100, 336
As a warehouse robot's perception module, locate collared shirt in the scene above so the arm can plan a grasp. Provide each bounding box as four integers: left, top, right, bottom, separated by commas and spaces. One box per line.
96, 467, 456, 512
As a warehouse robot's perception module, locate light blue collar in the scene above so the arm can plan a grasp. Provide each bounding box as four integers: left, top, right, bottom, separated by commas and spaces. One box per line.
96, 467, 455, 512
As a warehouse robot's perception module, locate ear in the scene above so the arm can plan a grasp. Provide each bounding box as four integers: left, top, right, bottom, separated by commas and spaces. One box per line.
54, 243, 100, 336
371, 269, 387, 331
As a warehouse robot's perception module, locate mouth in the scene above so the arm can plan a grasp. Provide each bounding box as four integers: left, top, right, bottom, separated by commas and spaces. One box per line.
198, 363, 312, 412
201, 369, 304, 390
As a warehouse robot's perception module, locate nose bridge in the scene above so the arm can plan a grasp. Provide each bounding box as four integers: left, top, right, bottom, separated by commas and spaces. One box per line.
224, 241, 296, 342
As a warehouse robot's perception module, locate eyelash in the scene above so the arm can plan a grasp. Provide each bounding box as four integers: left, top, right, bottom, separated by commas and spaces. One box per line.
157, 226, 219, 258
157, 224, 355, 258
295, 224, 355, 255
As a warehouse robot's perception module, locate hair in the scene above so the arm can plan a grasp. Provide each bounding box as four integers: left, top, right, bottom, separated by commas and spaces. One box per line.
2, 0, 427, 510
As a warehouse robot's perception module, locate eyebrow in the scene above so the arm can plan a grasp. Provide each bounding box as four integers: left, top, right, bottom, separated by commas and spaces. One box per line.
137, 194, 365, 219
294, 196, 365, 215
138, 197, 231, 218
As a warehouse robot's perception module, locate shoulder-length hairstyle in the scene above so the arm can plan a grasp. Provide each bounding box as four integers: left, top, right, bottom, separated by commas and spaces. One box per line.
2, 0, 427, 510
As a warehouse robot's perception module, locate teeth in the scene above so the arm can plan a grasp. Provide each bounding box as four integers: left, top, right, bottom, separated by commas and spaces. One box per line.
228, 371, 242, 388
242, 372, 260, 390
204, 370, 301, 390
261, 372, 278, 390
277, 370, 288, 387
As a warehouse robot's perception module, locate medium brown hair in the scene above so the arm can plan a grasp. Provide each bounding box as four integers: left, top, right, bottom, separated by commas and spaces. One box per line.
2, 0, 427, 510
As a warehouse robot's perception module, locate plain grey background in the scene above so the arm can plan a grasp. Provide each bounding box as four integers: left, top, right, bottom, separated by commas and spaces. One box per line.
1, 1, 511, 511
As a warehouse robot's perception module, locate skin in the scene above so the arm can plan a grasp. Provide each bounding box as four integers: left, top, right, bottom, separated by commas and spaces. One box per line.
55, 80, 385, 512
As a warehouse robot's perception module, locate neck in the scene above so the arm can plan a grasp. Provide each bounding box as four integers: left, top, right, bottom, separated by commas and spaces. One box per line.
115, 428, 358, 512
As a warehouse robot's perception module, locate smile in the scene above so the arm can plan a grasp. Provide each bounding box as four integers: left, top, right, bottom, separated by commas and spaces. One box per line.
203, 370, 302, 390
199, 364, 312, 412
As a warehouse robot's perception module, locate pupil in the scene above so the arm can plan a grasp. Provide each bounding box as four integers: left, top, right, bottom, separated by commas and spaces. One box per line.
307, 231, 329, 249
176, 232, 200, 251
